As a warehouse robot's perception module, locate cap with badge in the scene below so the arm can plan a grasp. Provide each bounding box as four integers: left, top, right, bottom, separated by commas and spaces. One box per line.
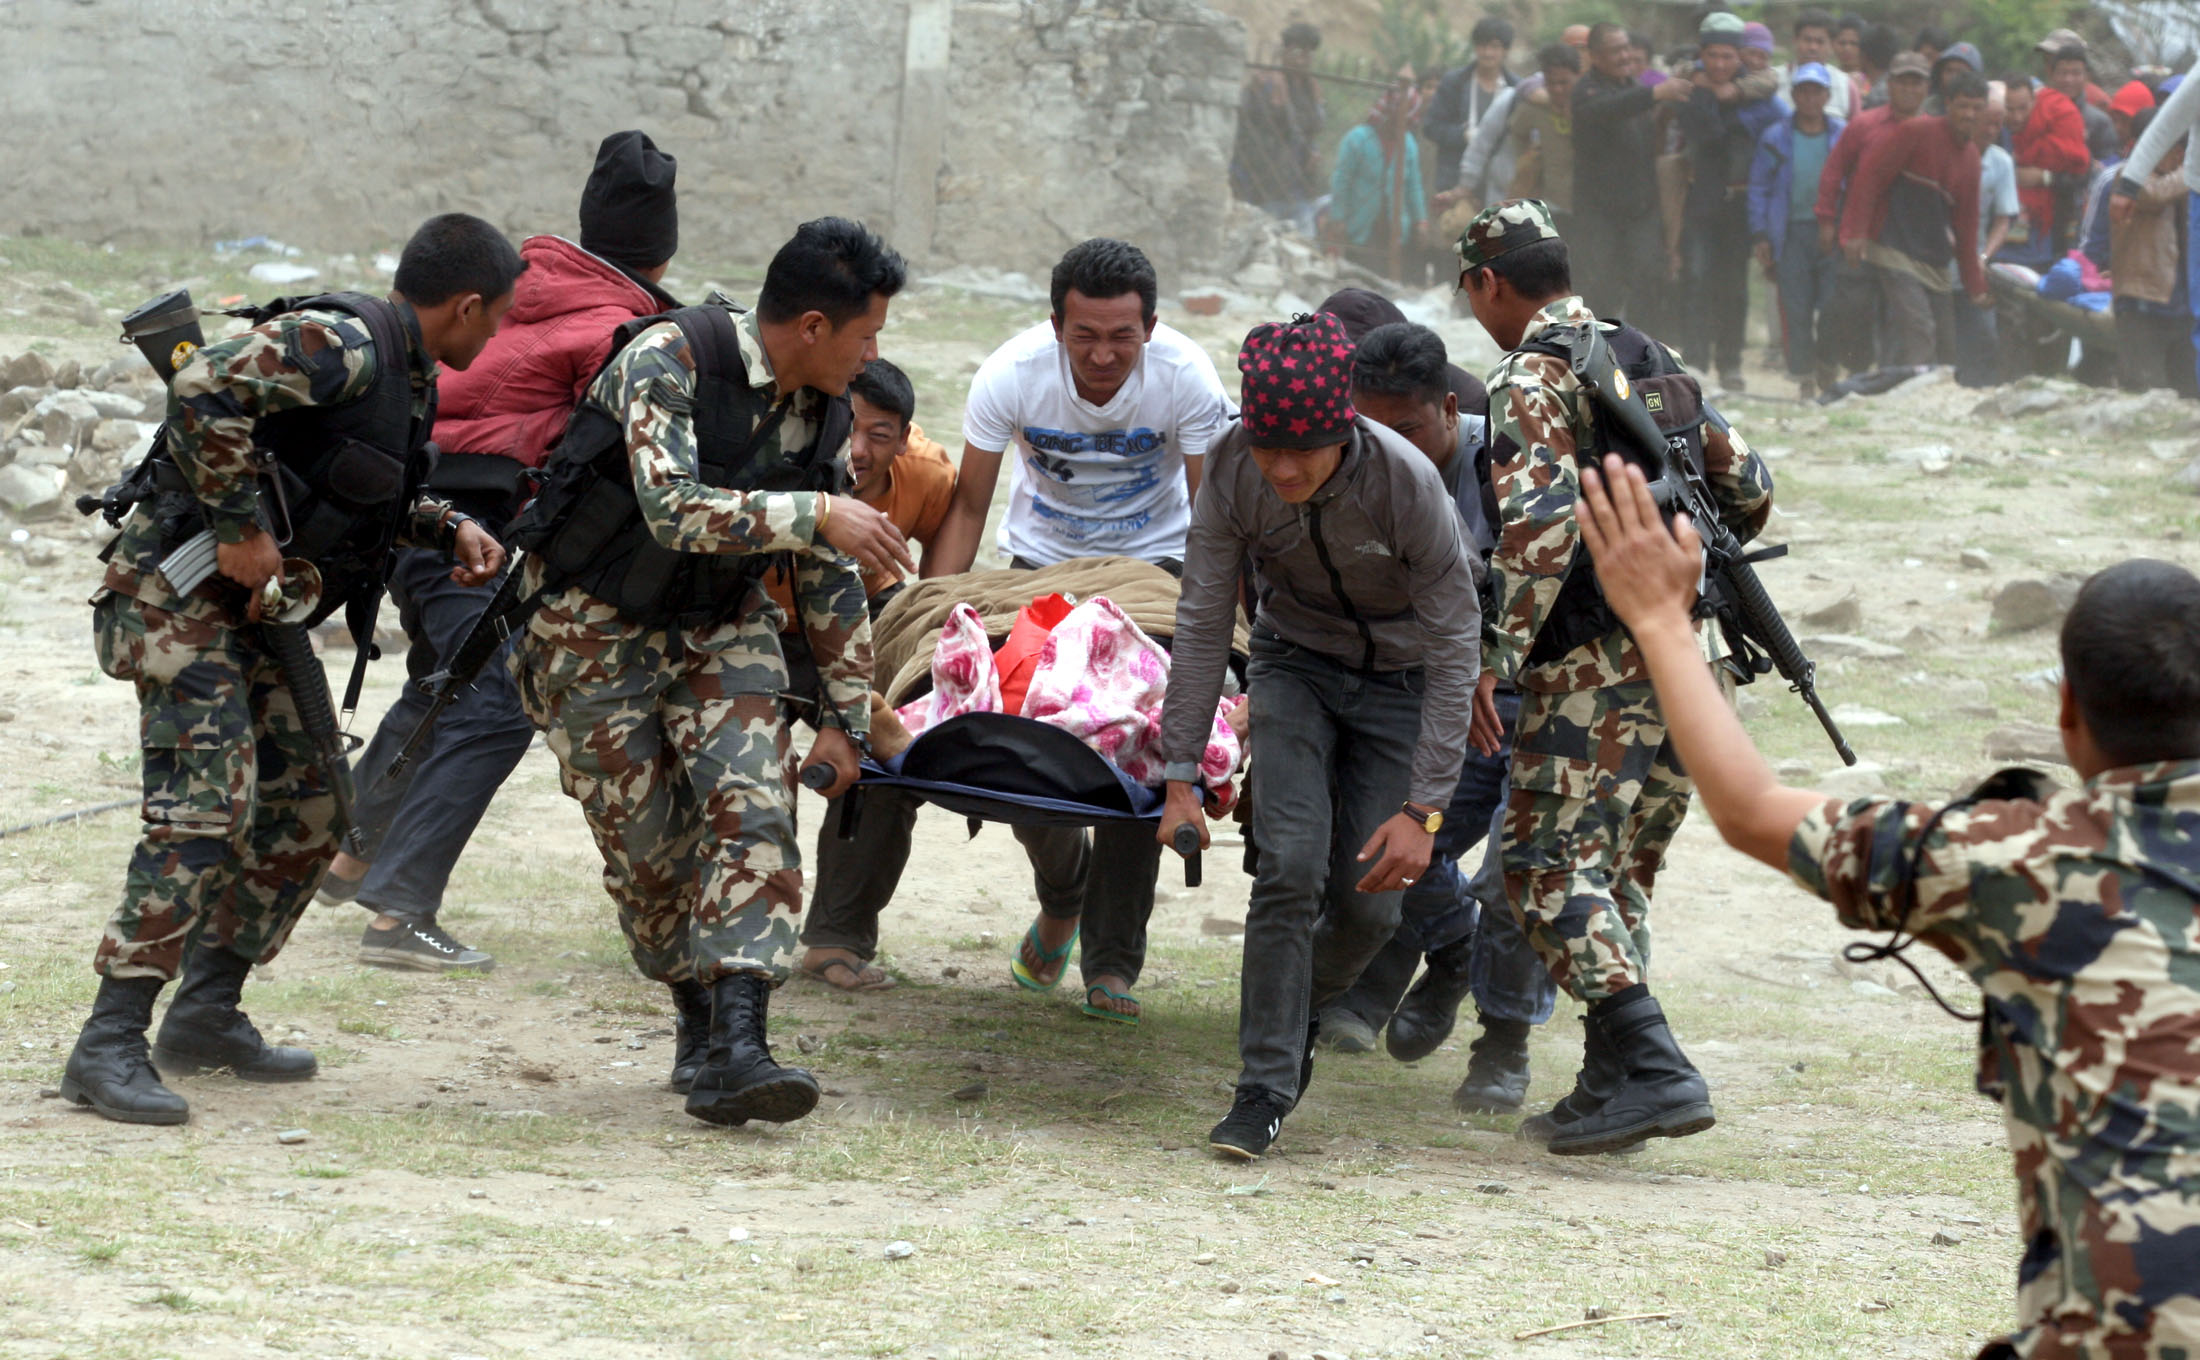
1889, 51, 1932, 79
1791, 61, 1833, 90
1455, 198, 1563, 273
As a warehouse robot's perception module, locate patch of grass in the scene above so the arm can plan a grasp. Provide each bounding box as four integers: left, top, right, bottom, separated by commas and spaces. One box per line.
142, 1288, 196, 1312
312, 1106, 598, 1178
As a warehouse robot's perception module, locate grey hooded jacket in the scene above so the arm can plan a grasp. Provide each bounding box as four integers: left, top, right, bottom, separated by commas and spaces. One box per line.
1161, 416, 1483, 807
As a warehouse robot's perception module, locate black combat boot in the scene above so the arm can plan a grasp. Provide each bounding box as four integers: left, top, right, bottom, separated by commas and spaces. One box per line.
668, 979, 712, 1094
1547, 988, 1714, 1157
684, 972, 820, 1127
1450, 1017, 1533, 1113
1385, 936, 1475, 1062
1516, 1014, 1623, 1146
153, 945, 317, 1081
60, 976, 189, 1125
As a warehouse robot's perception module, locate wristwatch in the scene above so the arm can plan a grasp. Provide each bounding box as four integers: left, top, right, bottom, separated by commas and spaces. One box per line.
1402, 800, 1444, 834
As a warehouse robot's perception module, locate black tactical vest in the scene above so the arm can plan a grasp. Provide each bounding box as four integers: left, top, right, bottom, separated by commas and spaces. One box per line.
512, 303, 851, 629
1514, 319, 1709, 666
243, 293, 437, 618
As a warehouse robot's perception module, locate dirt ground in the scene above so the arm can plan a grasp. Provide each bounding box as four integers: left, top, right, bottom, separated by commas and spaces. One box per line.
1, 237, 2197, 1360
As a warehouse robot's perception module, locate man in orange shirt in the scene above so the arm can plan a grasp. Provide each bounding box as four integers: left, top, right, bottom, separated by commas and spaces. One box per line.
780, 360, 956, 992
764, 358, 954, 629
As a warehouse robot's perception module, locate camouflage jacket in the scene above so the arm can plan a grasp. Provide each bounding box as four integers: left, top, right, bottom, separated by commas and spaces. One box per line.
1787, 762, 2200, 1355
520, 305, 871, 735
101, 304, 458, 624
1481, 296, 1773, 692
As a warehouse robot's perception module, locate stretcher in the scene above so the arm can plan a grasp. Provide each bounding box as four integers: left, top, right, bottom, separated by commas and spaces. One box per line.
807, 711, 1203, 886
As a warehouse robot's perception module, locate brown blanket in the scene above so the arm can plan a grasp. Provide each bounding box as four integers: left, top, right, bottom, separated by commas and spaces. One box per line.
871, 556, 1251, 707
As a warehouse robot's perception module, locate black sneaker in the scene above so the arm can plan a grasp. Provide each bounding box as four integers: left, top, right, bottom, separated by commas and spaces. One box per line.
1209, 1086, 1293, 1161
358, 920, 494, 973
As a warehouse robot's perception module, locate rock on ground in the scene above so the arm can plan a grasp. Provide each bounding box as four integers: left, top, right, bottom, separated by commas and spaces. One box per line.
0, 463, 65, 517
1803, 633, 1904, 661
1799, 592, 1864, 632
1990, 577, 2082, 634
1984, 723, 2067, 765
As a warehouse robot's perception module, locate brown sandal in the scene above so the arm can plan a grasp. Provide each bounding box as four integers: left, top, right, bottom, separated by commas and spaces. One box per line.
798, 955, 897, 993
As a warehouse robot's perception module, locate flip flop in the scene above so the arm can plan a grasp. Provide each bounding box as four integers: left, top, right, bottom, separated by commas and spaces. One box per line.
1081, 982, 1141, 1026
1009, 923, 1078, 992
798, 956, 897, 993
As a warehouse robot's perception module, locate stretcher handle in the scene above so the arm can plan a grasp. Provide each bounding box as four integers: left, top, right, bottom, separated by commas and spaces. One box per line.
1172, 823, 1203, 888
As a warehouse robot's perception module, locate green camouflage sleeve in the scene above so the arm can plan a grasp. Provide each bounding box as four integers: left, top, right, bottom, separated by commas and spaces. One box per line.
1784, 793, 2011, 974
1482, 352, 1583, 684
166, 309, 379, 544
594, 322, 823, 556
791, 547, 873, 737
401, 492, 462, 552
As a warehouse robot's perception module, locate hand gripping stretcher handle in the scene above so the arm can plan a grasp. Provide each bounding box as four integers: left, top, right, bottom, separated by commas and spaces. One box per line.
1172, 823, 1203, 889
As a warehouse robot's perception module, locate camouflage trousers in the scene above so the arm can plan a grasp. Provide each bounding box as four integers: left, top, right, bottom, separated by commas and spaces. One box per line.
1983, 1110, 2200, 1359
512, 609, 803, 986
1500, 680, 1692, 1004
90, 591, 340, 980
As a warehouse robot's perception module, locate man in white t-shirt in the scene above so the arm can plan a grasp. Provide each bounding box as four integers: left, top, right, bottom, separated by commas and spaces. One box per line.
931, 238, 1231, 574
827, 239, 1231, 1021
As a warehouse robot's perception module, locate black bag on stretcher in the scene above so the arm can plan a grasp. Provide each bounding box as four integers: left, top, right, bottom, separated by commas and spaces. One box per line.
811, 712, 1203, 887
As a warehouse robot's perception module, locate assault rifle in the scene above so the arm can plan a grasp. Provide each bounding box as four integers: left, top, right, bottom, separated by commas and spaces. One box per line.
256, 580, 367, 856
1551, 325, 1857, 766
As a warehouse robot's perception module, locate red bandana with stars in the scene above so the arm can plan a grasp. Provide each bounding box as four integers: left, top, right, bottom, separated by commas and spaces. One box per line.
1237, 312, 1357, 450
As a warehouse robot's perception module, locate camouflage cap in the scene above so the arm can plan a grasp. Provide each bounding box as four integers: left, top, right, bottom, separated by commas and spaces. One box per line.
1455, 198, 1562, 272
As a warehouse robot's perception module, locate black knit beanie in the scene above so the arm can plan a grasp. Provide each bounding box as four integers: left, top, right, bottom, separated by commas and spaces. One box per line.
579, 131, 678, 270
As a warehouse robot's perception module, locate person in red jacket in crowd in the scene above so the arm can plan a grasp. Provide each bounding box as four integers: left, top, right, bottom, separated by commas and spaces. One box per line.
1839, 73, 1990, 366
2011, 51, 2092, 256
1815, 51, 1930, 370
325, 130, 682, 972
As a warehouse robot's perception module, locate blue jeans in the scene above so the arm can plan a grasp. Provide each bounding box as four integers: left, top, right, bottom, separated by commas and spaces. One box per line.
1774, 225, 1839, 380
1239, 636, 1425, 1103
345, 548, 537, 921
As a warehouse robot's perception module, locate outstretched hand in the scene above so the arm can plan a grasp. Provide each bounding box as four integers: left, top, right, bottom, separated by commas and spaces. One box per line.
1576, 454, 1703, 631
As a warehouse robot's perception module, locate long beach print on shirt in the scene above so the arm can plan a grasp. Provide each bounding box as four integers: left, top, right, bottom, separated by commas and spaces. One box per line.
964, 320, 1233, 566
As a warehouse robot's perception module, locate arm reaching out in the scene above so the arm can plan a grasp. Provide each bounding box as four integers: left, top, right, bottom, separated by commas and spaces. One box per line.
924, 442, 1004, 577
1575, 454, 1824, 868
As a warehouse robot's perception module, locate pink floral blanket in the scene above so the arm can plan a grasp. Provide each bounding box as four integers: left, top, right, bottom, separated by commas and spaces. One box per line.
895, 597, 1242, 795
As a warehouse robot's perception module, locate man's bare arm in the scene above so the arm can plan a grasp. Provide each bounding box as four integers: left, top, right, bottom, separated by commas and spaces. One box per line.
1576, 455, 1824, 869
923, 442, 1005, 578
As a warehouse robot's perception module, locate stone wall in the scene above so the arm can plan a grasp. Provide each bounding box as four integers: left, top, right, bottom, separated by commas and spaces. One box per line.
0, 0, 1245, 281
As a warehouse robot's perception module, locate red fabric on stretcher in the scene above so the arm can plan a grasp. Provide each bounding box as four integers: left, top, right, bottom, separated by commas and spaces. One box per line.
992, 592, 1075, 717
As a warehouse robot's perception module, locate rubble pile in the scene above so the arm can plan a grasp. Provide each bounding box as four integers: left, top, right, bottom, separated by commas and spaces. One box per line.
0, 347, 162, 520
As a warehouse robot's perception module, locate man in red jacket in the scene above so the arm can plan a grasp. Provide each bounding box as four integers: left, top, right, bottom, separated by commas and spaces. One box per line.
327, 131, 682, 971
1815, 52, 1930, 371
2012, 53, 2091, 257
1840, 73, 1990, 365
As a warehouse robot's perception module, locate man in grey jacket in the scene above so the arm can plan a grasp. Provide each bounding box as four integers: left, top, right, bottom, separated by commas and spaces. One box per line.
1158, 312, 1492, 1161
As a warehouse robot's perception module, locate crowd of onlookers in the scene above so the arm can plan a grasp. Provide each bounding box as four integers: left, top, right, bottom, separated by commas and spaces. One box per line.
1231, 11, 2200, 402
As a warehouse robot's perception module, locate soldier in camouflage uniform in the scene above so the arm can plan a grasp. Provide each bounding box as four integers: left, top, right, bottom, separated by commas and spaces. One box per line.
61, 214, 520, 1125
510, 217, 912, 1128
1456, 199, 1774, 1156
1574, 464, 2200, 1358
